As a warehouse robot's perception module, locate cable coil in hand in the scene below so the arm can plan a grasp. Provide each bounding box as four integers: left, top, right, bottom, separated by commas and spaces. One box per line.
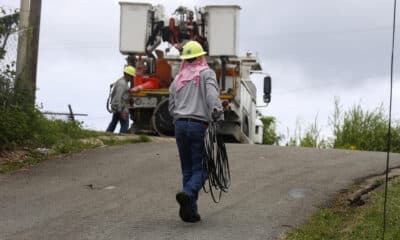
203, 121, 230, 203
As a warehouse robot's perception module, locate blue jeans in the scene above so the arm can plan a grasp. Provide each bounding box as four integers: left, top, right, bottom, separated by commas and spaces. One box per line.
106, 112, 129, 133
175, 120, 207, 214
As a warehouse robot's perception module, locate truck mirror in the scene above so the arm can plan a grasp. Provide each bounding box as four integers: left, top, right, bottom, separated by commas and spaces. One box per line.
263, 76, 271, 103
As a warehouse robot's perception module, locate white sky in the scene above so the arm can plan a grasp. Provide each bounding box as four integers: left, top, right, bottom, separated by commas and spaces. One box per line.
2, 0, 400, 141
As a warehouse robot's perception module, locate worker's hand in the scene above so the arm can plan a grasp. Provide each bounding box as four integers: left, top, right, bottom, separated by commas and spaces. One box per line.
130, 87, 138, 93
130, 86, 143, 93
211, 109, 223, 122
215, 120, 224, 130
120, 112, 128, 120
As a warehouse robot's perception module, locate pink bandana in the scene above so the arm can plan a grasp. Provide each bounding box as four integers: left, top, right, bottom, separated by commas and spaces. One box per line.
174, 56, 209, 92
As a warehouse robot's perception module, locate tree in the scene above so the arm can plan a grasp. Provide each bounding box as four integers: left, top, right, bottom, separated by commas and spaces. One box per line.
1, 8, 19, 106
260, 116, 281, 145
0, 9, 19, 60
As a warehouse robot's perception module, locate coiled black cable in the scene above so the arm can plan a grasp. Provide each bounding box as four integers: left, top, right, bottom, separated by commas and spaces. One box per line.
106, 84, 114, 113
203, 121, 230, 203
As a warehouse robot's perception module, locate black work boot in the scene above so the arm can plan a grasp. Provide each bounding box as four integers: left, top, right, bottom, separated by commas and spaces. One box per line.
176, 192, 193, 222
191, 212, 201, 223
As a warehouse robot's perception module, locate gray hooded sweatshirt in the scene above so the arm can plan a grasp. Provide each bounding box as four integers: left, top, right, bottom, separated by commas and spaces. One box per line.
110, 77, 130, 113
168, 68, 223, 123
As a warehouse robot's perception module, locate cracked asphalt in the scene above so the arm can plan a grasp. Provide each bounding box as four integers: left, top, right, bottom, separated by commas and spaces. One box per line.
1, 142, 400, 240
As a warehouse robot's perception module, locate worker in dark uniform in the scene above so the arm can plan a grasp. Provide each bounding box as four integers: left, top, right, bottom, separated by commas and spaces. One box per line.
169, 41, 223, 223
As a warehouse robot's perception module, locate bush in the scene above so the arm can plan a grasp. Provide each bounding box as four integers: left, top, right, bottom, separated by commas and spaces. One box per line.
0, 83, 101, 150
0, 102, 101, 151
282, 98, 399, 152
284, 117, 330, 148
260, 116, 281, 145
1, 68, 101, 150
391, 122, 400, 153
331, 98, 400, 152
300, 117, 320, 148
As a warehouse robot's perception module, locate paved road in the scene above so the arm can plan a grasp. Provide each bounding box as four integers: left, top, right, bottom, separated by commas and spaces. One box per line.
1, 142, 400, 240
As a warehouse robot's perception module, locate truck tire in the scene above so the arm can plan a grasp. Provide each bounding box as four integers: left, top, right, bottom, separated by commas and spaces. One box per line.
151, 98, 175, 136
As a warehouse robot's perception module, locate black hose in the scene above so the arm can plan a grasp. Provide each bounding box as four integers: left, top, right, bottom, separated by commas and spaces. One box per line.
106, 84, 113, 113
203, 121, 230, 203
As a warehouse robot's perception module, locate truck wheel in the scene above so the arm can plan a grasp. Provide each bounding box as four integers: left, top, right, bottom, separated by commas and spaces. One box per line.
151, 98, 175, 136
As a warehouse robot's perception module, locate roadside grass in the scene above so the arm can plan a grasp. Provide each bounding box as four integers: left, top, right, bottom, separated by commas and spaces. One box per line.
284, 178, 400, 240
0, 132, 153, 173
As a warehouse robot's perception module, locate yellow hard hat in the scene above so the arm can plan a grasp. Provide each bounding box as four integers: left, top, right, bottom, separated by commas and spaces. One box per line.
124, 66, 136, 76
180, 41, 207, 60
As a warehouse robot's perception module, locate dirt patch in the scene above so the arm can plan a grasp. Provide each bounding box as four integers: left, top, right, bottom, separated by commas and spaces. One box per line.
347, 167, 400, 206
0, 149, 30, 165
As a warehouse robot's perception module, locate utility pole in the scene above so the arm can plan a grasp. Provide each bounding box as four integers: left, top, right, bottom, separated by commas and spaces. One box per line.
16, 0, 42, 103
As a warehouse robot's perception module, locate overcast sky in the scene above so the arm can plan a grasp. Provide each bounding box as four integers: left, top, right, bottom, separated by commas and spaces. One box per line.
2, 0, 399, 141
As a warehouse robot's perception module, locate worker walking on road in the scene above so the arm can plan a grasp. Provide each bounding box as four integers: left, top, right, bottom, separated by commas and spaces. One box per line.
169, 41, 223, 223
106, 66, 135, 133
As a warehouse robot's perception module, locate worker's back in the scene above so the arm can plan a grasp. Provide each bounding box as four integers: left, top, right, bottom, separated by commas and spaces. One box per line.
110, 77, 130, 113
169, 69, 220, 123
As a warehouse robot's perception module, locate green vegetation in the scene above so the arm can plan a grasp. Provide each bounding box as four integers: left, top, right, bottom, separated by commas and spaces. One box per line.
0, 8, 19, 59
277, 98, 400, 153
284, 117, 331, 148
0, 102, 105, 151
331, 98, 400, 152
285, 178, 400, 240
0, 11, 151, 173
260, 116, 281, 145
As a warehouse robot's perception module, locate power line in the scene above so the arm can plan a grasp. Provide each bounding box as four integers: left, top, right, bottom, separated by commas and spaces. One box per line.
382, 0, 397, 239
39, 45, 117, 50
31, 25, 400, 50
248, 25, 400, 40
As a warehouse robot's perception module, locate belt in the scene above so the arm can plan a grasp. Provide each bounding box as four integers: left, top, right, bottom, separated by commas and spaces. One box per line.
177, 118, 208, 124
